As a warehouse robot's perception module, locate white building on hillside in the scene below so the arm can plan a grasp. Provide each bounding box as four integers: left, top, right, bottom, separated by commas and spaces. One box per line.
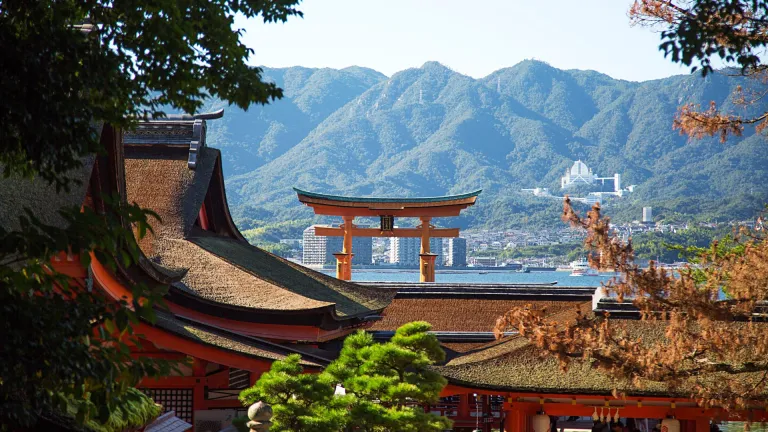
561, 160, 597, 188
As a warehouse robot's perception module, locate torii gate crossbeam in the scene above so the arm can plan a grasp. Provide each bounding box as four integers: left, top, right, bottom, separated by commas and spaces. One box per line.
295, 188, 481, 282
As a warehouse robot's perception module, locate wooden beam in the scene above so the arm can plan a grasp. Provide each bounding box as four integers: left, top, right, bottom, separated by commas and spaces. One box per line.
300, 204, 466, 217
502, 401, 768, 422
129, 352, 188, 360
314, 226, 459, 238
140, 376, 204, 387
134, 322, 276, 373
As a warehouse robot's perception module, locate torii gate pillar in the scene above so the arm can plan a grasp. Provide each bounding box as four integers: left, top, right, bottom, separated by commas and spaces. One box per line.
419, 216, 437, 282
333, 216, 355, 281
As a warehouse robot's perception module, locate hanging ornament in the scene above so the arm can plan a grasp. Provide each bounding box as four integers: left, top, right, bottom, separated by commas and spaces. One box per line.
532, 412, 551, 432
600, 407, 605, 422
592, 407, 599, 422
661, 418, 681, 432
614, 407, 620, 423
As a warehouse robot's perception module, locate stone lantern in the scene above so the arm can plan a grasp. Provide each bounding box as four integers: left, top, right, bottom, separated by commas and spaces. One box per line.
246, 401, 273, 432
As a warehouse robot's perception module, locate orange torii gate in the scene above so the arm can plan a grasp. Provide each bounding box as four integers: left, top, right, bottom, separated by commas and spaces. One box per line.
294, 188, 481, 282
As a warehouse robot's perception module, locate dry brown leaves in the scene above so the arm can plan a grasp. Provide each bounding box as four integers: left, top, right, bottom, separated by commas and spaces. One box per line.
629, 0, 680, 26
630, 1, 768, 143
494, 198, 768, 410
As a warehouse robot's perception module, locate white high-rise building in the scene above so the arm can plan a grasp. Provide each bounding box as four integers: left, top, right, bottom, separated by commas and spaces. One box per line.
445, 238, 467, 267
642, 207, 653, 224
389, 237, 442, 267
302, 226, 372, 265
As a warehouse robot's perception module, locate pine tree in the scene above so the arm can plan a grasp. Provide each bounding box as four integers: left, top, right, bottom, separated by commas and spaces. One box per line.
240, 322, 452, 432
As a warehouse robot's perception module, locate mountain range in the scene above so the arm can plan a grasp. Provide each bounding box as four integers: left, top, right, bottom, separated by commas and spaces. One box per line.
196, 60, 768, 230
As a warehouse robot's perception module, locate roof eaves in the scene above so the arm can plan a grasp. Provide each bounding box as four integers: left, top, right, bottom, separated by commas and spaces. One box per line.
149, 310, 329, 367
173, 314, 333, 365
293, 187, 482, 204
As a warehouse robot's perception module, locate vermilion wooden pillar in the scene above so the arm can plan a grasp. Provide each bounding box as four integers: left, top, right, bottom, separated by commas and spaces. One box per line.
684, 420, 692, 432
334, 216, 355, 280
191, 357, 208, 376
193, 380, 205, 424
419, 217, 436, 282
504, 407, 528, 431
198, 206, 210, 230
459, 394, 470, 419
694, 418, 710, 432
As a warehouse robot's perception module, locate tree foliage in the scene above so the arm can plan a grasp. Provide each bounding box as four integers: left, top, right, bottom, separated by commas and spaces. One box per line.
239, 322, 452, 432
631, 225, 731, 262
0, 0, 300, 428
631, 0, 768, 142
1, 0, 300, 190
0, 197, 173, 428
495, 199, 768, 409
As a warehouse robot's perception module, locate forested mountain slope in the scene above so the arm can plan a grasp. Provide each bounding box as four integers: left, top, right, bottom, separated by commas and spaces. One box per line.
205, 61, 768, 229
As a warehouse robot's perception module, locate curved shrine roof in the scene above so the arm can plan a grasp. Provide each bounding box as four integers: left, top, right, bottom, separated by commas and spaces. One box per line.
369, 298, 585, 332
295, 188, 481, 217
150, 310, 328, 368
123, 123, 393, 321
435, 305, 768, 397
294, 188, 482, 205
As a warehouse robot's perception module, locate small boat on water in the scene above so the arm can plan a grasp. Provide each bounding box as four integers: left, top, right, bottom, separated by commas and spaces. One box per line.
569, 259, 599, 276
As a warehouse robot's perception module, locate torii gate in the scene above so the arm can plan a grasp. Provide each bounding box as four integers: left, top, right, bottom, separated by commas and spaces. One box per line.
294, 188, 481, 282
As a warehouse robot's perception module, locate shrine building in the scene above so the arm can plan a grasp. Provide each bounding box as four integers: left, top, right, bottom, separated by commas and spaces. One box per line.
0, 112, 393, 431
4, 111, 767, 432
368, 284, 768, 432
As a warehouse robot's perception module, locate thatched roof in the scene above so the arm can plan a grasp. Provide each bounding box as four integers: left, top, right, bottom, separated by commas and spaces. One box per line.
124, 146, 216, 254
369, 298, 587, 332
0, 156, 95, 231
149, 229, 390, 316
123, 132, 392, 319
435, 305, 768, 397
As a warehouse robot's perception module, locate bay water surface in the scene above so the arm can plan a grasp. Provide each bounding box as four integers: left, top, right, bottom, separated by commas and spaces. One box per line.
320, 269, 614, 286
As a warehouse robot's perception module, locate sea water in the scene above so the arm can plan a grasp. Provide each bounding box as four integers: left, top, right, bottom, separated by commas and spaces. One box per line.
320, 269, 614, 286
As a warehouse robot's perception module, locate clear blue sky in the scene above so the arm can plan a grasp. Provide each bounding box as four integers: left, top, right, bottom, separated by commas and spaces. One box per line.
235, 0, 693, 82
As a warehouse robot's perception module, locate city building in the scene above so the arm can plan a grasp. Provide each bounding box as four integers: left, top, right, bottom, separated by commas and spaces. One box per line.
389, 236, 442, 266
558, 160, 626, 197
470, 256, 497, 267
643, 206, 653, 224
303, 225, 373, 265
445, 237, 467, 266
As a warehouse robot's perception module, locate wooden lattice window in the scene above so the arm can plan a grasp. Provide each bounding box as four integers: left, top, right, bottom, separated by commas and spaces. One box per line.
229, 368, 250, 389
142, 388, 194, 423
